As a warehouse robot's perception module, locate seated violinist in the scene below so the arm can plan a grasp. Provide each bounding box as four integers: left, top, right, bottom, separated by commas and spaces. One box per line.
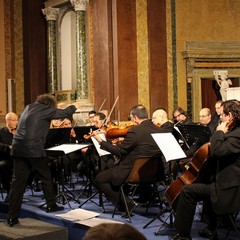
92, 105, 170, 215
86, 110, 96, 126
171, 99, 240, 240
77, 112, 115, 178
0, 112, 18, 202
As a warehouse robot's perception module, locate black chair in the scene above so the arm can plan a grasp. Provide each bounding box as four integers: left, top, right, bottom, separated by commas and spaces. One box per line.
211, 211, 240, 239
112, 156, 165, 223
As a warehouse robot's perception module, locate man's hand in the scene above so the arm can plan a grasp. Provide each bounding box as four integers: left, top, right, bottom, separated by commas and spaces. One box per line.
216, 121, 228, 133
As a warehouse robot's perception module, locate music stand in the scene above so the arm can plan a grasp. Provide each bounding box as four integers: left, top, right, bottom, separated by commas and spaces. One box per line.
45, 128, 72, 148
176, 124, 211, 147
44, 143, 90, 209
74, 126, 97, 143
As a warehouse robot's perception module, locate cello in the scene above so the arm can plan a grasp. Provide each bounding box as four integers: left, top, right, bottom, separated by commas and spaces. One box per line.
164, 142, 216, 211
165, 119, 237, 211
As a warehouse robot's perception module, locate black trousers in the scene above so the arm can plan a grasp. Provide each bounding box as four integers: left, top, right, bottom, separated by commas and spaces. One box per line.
95, 168, 120, 204
0, 160, 12, 193
174, 183, 217, 236
8, 157, 56, 219
95, 167, 132, 206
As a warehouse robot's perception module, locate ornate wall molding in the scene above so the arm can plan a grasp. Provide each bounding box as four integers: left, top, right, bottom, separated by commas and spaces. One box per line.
182, 41, 240, 120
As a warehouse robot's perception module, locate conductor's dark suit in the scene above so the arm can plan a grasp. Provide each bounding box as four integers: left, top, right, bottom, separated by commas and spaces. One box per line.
95, 119, 171, 204
8, 102, 77, 220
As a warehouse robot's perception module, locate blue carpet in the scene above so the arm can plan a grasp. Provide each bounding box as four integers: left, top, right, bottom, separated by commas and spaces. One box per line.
0, 176, 239, 240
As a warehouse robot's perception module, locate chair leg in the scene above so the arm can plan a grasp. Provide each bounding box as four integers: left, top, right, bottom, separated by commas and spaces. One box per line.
112, 185, 132, 223
112, 187, 122, 218
211, 212, 240, 240
226, 213, 240, 239
79, 190, 105, 212
154, 209, 175, 235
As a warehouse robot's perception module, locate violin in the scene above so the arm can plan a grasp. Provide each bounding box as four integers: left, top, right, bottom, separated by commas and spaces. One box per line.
105, 122, 134, 140
83, 128, 106, 140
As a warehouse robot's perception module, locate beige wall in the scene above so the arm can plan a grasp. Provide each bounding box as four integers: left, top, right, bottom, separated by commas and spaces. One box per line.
175, 0, 240, 109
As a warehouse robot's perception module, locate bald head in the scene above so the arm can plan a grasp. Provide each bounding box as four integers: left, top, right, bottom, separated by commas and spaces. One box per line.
5, 112, 18, 132
152, 109, 168, 126
199, 108, 211, 125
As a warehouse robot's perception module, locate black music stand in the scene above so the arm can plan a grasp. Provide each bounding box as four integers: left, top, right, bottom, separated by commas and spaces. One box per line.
143, 133, 187, 232
176, 124, 211, 147
43, 143, 90, 209
74, 126, 97, 143
45, 128, 72, 148
73, 126, 99, 197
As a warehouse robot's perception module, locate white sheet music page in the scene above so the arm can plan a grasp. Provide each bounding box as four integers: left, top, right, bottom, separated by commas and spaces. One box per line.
47, 144, 89, 155
91, 134, 111, 157
151, 132, 186, 162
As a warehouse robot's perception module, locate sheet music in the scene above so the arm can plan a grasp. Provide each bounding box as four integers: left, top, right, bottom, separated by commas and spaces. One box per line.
91, 134, 111, 157
152, 133, 186, 162
46, 144, 89, 155
56, 209, 99, 221
76, 217, 124, 227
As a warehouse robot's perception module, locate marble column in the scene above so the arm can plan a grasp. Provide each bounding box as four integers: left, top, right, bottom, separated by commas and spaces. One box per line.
70, 0, 89, 101
42, 7, 59, 93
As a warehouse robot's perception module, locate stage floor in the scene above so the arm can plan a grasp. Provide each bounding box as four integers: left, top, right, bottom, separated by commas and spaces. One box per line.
0, 175, 239, 240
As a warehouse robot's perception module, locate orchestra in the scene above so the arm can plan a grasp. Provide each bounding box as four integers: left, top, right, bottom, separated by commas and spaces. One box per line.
0, 95, 239, 240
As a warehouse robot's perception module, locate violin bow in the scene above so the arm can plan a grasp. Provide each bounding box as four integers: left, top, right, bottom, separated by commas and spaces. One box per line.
98, 98, 106, 112
107, 96, 119, 121
100, 96, 119, 128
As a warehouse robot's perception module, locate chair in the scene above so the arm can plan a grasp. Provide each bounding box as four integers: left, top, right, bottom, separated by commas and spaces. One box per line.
112, 156, 165, 223
211, 211, 240, 239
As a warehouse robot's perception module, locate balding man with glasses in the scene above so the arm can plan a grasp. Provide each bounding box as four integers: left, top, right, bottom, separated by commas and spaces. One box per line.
198, 108, 217, 134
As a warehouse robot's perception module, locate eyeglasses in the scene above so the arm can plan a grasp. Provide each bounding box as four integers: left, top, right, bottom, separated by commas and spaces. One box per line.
199, 114, 209, 118
174, 113, 181, 118
9, 119, 18, 122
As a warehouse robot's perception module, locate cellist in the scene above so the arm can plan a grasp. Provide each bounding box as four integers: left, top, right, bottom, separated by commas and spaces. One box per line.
171, 99, 240, 240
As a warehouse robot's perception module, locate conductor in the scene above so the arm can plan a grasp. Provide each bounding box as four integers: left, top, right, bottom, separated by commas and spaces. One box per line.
7, 94, 80, 227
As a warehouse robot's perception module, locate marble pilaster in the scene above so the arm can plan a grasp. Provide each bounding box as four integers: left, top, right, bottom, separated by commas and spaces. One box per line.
71, 0, 89, 101
42, 7, 59, 93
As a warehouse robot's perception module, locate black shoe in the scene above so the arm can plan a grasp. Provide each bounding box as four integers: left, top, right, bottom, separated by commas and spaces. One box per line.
7, 217, 19, 227
198, 227, 217, 239
171, 234, 192, 240
46, 204, 64, 213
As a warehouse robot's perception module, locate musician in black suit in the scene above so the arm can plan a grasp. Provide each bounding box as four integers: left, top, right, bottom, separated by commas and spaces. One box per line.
171, 99, 240, 240
7, 94, 80, 227
173, 107, 194, 125
0, 112, 18, 202
93, 105, 171, 212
